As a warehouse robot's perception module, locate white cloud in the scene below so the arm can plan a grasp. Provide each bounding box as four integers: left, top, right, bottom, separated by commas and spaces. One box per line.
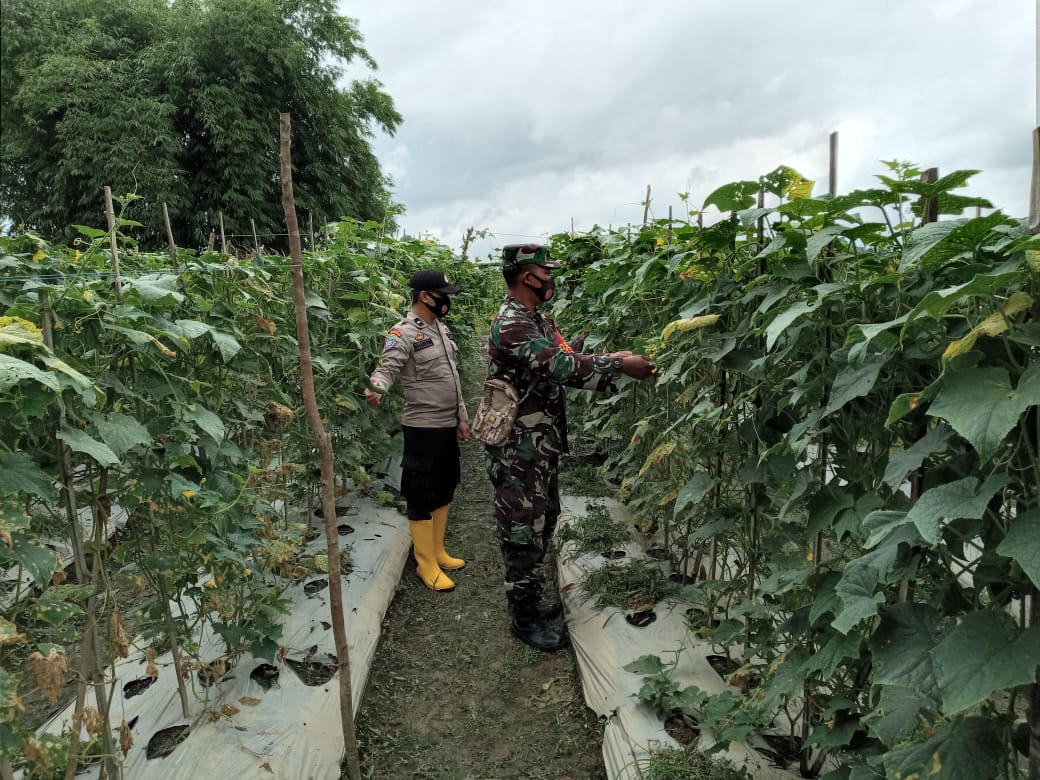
343, 0, 1036, 257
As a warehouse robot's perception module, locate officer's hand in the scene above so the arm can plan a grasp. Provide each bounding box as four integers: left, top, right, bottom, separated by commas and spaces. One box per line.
363, 387, 383, 407
620, 355, 654, 380
457, 420, 471, 441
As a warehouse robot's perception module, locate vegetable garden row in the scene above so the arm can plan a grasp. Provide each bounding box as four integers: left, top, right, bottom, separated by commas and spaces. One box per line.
549, 162, 1040, 779
0, 219, 499, 777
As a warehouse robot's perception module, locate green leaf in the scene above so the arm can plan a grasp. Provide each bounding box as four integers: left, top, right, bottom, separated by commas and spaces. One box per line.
996, 509, 1040, 588
882, 424, 955, 491
902, 259, 1022, 326
102, 324, 156, 346
125, 274, 183, 303
884, 716, 1002, 780
674, 472, 714, 517
805, 225, 845, 263
869, 603, 940, 702
35, 589, 82, 625
170, 319, 212, 339
38, 355, 94, 396
826, 358, 885, 414
0, 354, 59, 393
928, 364, 1040, 461
903, 474, 1009, 545
0, 452, 55, 500
190, 405, 225, 443
862, 685, 935, 747
0, 318, 45, 350
702, 180, 759, 212
91, 412, 152, 457
933, 610, 1040, 714
623, 654, 667, 675
6, 532, 62, 584
765, 300, 818, 351
832, 564, 884, 635
802, 630, 863, 678
208, 329, 242, 362
57, 426, 119, 468
900, 220, 961, 270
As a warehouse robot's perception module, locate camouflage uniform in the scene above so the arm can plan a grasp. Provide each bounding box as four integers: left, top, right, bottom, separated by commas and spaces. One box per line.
486, 294, 625, 607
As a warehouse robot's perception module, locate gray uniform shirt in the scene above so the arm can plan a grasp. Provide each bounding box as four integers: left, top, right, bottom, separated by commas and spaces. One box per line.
369, 314, 468, 428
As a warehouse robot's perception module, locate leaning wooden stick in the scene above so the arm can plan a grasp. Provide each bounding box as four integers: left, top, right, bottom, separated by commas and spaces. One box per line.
278, 112, 362, 780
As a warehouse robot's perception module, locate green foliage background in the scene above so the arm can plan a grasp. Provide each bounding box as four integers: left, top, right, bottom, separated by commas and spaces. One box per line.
0, 0, 401, 247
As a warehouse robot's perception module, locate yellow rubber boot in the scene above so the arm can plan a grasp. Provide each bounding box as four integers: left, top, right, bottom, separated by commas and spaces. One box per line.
431, 504, 466, 571
408, 519, 455, 591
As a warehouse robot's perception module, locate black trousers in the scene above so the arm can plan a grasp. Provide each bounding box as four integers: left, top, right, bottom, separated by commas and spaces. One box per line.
400, 425, 461, 520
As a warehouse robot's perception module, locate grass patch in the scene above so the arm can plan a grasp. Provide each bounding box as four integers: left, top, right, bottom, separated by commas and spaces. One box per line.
580, 559, 679, 611
641, 747, 750, 780
555, 501, 632, 557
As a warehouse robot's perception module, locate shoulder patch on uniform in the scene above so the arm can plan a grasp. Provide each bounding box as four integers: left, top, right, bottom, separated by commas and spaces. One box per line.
413, 317, 425, 327
383, 336, 399, 351
388, 328, 403, 338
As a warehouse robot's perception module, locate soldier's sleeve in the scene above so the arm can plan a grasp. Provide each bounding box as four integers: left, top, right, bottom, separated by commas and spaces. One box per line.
494, 315, 620, 393
368, 327, 410, 391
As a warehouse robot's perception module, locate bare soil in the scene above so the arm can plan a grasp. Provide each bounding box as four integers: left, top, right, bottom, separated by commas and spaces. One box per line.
353, 371, 607, 780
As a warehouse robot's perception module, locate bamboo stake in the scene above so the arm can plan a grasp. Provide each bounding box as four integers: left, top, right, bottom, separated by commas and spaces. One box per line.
642, 184, 651, 226
460, 226, 474, 263
162, 202, 178, 271
279, 112, 362, 780
103, 187, 123, 302
667, 205, 672, 245
1030, 127, 1040, 235
251, 219, 261, 255
828, 131, 839, 196
207, 230, 215, 253
309, 211, 316, 250
219, 211, 227, 254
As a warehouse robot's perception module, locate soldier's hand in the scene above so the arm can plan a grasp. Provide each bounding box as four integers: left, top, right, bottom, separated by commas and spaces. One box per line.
363, 387, 383, 407
620, 355, 654, 380
457, 420, 471, 441
569, 332, 588, 352
607, 350, 633, 359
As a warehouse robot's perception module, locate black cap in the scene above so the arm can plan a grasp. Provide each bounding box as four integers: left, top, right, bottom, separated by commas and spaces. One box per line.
408, 269, 461, 294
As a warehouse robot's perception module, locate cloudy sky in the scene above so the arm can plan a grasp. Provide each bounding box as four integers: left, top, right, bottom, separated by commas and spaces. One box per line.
342, 1, 1035, 261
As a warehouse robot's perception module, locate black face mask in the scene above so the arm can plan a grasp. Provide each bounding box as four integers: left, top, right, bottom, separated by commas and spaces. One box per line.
525, 273, 555, 303
423, 293, 450, 318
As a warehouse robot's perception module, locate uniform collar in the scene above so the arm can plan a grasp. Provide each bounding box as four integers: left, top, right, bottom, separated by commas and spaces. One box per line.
412, 315, 427, 329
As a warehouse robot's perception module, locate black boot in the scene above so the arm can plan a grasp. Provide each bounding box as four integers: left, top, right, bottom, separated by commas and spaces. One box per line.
536, 599, 562, 620
511, 601, 568, 652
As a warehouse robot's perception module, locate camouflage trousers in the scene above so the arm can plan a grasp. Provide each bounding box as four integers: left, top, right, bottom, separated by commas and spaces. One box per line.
486, 450, 561, 607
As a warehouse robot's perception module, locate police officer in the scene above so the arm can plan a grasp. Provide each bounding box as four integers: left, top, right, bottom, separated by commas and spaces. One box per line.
486, 244, 653, 651
365, 269, 471, 592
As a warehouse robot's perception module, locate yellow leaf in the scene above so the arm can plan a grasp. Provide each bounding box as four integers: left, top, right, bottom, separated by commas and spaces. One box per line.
638, 441, 677, 477
32, 249, 46, 262
1003, 291, 1034, 317
942, 312, 1008, 363
658, 487, 679, 505
661, 314, 720, 343
786, 178, 815, 200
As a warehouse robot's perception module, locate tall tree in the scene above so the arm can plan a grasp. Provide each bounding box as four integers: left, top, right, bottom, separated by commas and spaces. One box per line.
0, 0, 401, 247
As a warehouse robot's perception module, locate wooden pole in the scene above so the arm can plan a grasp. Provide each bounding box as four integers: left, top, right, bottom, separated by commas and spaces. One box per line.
279, 112, 362, 780
667, 205, 673, 245
102, 187, 123, 302
309, 211, 316, 250
642, 184, 651, 226
219, 210, 227, 254
1029, 127, 1040, 235
207, 229, 216, 253
251, 219, 261, 255
570, 217, 575, 238
460, 226, 474, 263
162, 202, 178, 271
919, 168, 939, 224
829, 132, 838, 196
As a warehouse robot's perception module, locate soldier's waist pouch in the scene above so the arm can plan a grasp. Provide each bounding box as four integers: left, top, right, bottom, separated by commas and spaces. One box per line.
470, 378, 521, 446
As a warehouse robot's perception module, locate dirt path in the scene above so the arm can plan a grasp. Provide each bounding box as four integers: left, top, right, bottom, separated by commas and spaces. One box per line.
353, 367, 607, 780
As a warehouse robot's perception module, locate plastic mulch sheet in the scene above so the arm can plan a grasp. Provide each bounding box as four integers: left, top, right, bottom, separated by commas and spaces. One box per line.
557, 495, 797, 780
30, 496, 410, 780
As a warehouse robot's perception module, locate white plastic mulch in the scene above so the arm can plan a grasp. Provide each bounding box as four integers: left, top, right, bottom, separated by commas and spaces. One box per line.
557, 495, 797, 780
30, 496, 410, 780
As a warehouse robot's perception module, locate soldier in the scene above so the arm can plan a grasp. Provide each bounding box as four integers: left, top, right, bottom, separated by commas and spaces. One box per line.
365, 268, 471, 592
486, 243, 653, 651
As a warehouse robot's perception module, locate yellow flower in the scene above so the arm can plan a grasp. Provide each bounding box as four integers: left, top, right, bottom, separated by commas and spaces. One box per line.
32, 249, 46, 262
243, 568, 252, 576
182, 490, 196, 498
204, 579, 216, 588
656, 238, 665, 246
83, 290, 94, 302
